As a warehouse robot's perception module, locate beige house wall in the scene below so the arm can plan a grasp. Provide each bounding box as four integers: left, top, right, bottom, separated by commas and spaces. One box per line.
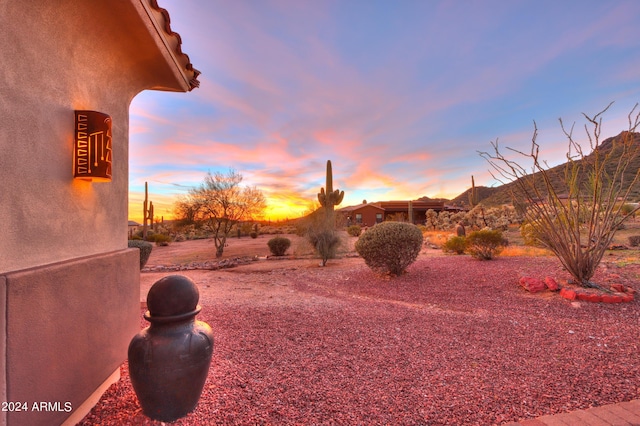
1, 0, 190, 273
0, 1, 198, 424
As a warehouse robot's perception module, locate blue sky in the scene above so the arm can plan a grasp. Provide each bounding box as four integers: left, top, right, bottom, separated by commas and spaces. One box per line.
128, 0, 640, 222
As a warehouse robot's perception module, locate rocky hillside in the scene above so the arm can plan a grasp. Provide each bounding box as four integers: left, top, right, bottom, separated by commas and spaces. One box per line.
447, 131, 640, 207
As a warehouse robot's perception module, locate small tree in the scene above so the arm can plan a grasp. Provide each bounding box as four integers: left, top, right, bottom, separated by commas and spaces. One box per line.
480, 103, 640, 288
179, 170, 266, 258
425, 209, 438, 230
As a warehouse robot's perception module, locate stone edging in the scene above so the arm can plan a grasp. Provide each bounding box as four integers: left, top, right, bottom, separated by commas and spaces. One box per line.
519, 276, 636, 303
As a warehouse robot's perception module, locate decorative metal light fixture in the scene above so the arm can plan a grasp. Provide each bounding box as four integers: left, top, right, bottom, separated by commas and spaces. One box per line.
73, 110, 112, 181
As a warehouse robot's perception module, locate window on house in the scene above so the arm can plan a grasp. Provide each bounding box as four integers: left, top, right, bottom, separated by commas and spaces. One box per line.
376, 213, 383, 223
355, 213, 362, 224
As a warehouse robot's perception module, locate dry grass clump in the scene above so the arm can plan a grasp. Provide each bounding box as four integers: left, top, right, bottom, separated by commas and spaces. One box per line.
500, 245, 553, 257
422, 231, 450, 247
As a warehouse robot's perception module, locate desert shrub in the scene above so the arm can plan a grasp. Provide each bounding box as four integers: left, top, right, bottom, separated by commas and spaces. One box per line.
423, 231, 449, 248
129, 235, 142, 240
520, 222, 542, 246
443, 236, 466, 255
250, 231, 258, 239
174, 233, 186, 242
128, 240, 153, 269
355, 222, 423, 275
465, 229, 506, 260
302, 207, 343, 266
308, 229, 341, 266
347, 225, 362, 237
147, 234, 171, 246
621, 203, 636, 216
628, 235, 640, 247
267, 237, 291, 256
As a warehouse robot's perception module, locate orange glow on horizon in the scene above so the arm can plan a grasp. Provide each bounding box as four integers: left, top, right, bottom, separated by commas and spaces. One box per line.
128, 194, 309, 224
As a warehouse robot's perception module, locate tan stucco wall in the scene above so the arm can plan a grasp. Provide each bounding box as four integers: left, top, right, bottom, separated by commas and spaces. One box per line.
3, 250, 140, 426
0, 0, 187, 273
0, 1, 195, 424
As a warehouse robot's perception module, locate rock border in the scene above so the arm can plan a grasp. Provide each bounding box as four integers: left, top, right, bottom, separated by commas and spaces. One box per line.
519, 276, 635, 303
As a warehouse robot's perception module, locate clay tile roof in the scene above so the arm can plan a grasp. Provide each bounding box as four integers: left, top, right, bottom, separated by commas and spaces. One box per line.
149, 0, 201, 91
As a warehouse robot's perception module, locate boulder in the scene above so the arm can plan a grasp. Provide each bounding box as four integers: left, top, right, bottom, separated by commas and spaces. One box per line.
519, 276, 547, 293
544, 277, 559, 291
560, 288, 577, 300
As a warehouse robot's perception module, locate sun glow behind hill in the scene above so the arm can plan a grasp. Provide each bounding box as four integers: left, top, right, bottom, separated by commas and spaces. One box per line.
128, 190, 313, 224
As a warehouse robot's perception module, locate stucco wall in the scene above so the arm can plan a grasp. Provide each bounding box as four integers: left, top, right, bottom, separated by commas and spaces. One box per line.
0, 1, 195, 424
3, 250, 140, 426
352, 205, 385, 227
0, 0, 170, 273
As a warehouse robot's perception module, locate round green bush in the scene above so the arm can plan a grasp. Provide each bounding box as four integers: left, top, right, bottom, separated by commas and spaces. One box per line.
355, 222, 423, 275
465, 229, 507, 260
443, 235, 466, 255
250, 231, 258, 239
347, 225, 362, 237
150, 233, 172, 246
128, 240, 153, 269
267, 236, 291, 256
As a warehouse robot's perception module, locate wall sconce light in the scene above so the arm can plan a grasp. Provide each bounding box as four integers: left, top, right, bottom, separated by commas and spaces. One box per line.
73, 110, 112, 181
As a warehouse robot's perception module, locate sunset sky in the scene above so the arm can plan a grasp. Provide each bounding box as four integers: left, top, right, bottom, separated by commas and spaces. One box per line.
128, 0, 640, 223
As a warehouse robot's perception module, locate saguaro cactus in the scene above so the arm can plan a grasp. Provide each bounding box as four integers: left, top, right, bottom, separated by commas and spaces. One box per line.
468, 175, 478, 207
317, 160, 344, 212
143, 182, 154, 239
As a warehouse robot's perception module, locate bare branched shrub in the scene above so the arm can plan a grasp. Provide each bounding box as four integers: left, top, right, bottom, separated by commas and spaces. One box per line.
480, 103, 640, 288
304, 207, 343, 266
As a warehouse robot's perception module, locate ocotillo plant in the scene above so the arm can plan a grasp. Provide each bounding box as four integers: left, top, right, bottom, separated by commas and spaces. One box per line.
317, 160, 344, 212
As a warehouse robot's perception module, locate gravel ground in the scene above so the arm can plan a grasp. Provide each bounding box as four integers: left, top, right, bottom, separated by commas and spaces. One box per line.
80, 255, 640, 425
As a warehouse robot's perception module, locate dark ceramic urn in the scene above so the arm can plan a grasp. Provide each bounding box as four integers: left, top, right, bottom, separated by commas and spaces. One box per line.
128, 275, 214, 422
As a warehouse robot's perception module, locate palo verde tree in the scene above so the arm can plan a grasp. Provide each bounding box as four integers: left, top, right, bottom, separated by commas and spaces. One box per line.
181, 169, 266, 258
480, 103, 640, 289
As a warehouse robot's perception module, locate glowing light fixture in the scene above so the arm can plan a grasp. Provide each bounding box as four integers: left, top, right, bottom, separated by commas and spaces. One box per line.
73, 110, 112, 181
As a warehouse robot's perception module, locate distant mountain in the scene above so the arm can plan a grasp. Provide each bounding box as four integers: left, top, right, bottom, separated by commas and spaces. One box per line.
461, 131, 640, 207
447, 186, 502, 207
416, 195, 451, 204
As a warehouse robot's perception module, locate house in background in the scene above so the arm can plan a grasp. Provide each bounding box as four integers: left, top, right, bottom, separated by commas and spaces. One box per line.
340, 202, 386, 227
0, 1, 199, 425
339, 200, 465, 227
128, 220, 142, 238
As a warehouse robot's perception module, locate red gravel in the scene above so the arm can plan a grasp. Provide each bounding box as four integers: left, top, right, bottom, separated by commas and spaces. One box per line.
80, 255, 640, 425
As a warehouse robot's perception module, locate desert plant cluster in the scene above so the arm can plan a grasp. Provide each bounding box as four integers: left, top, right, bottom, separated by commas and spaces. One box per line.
130, 105, 640, 291
481, 103, 640, 288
